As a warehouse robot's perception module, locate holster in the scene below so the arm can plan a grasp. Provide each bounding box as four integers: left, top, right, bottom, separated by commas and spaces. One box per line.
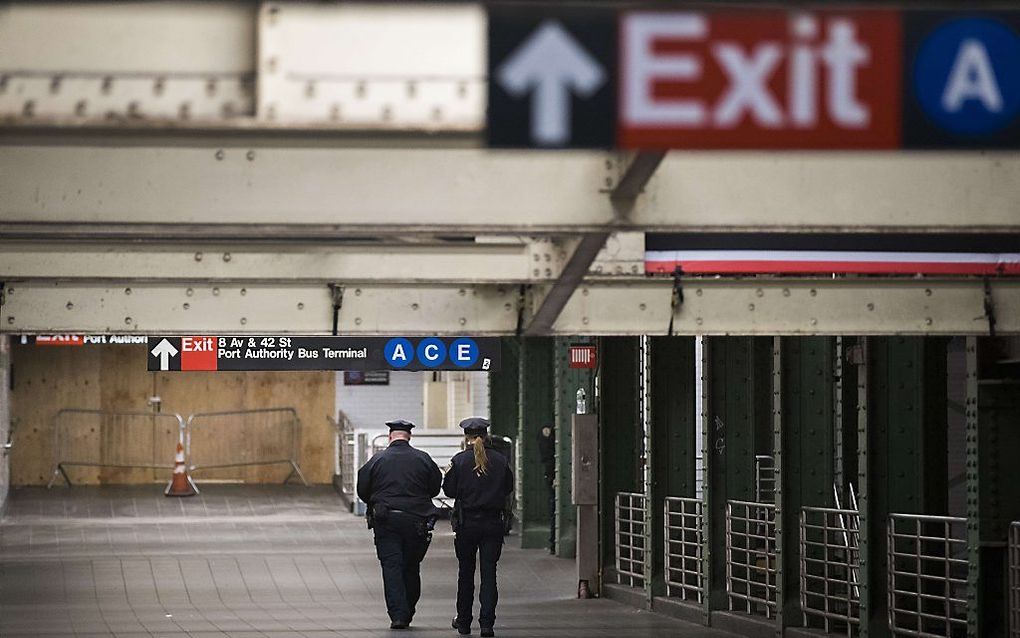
451, 504, 464, 533
417, 515, 437, 539
371, 502, 391, 527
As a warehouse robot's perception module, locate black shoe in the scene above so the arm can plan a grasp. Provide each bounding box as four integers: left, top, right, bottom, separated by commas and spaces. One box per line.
452, 617, 470, 635
481, 628, 494, 637
390, 619, 409, 630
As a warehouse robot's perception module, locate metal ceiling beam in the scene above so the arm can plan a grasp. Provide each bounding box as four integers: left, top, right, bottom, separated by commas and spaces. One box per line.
0, 240, 567, 284
3, 139, 1019, 235
550, 277, 1020, 336
4, 278, 1017, 336
524, 152, 666, 336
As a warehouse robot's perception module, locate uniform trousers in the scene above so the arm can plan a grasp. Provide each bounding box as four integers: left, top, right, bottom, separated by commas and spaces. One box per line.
373, 513, 431, 623
454, 515, 505, 629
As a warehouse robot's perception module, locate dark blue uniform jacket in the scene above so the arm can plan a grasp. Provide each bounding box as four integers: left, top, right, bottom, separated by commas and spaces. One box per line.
442, 444, 514, 514
357, 440, 442, 518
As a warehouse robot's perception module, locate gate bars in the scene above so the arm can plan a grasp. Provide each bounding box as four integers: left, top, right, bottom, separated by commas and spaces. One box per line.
608, 336, 1014, 638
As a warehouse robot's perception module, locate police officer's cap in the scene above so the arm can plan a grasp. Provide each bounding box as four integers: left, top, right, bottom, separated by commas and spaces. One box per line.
386, 419, 415, 432
459, 417, 490, 435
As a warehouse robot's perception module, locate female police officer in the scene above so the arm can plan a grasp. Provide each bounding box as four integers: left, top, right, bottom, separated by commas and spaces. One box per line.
443, 417, 514, 637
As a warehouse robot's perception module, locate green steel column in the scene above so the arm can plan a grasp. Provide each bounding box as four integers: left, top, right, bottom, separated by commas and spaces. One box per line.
639, 335, 654, 605
650, 337, 697, 599
965, 337, 1020, 638
651, 337, 698, 497
518, 337, 555, 549
489, 337, 520, 439
774, 337, 836, 633
704, 337, 773, 611
857, 337, 949, 638
856, 337, 875, 638
554, 336, 594, 559
599, 337, 641, 576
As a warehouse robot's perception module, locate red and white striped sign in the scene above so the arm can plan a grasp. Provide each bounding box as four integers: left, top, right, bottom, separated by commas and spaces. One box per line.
569, 345, 597, 369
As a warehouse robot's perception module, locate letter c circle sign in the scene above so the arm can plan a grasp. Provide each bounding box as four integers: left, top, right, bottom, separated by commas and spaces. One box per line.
416, 337, 447, 368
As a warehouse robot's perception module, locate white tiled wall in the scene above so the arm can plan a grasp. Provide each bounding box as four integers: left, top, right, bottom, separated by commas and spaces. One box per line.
336, 372, 425, 433
468, 371, 490, 418
335, 370, 490, 434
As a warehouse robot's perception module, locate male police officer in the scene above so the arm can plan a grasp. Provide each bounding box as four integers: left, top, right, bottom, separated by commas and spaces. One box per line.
357, 419, 442, 630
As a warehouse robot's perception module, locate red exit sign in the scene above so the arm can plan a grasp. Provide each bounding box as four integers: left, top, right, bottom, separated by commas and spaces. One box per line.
569, 345, 597, 369
618, 11, 900, 149
181, 336, 217, 371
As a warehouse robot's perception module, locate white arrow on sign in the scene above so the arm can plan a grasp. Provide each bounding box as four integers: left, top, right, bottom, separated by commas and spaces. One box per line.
150, 338, 179, 371
497, 20, 606, 146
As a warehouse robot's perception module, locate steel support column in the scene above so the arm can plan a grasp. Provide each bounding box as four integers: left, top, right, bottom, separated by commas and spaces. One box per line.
599, 337, 641, 578
517, 337, 555, 549
553, 336, 594, 559
966, 337, 1020, 638
773, 337, 837, 633
489, 337, 520, 440
704, 337, 774, 611
856, 337, 949, 638
649, 337, 697, 600
639, 335, 654, 605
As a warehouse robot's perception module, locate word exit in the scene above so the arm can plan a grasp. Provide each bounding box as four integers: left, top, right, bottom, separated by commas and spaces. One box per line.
619, 12, 900, 149
488, 9, 1020, 149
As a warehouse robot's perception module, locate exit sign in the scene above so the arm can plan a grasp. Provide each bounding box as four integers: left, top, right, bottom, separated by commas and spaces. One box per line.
569, 345, 597, 369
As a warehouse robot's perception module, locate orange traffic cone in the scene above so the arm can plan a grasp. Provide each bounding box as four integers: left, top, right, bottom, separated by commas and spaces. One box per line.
165, 441, 198, 497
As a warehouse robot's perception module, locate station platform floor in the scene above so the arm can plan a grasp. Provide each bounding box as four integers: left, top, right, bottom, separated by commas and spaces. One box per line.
0, 485, 735, 638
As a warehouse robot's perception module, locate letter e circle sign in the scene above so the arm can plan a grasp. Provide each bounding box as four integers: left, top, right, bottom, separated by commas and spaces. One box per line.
450, 338, 479, 367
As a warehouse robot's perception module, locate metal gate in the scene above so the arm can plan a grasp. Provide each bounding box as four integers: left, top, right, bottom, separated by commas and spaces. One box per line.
664, 496, 705, 603
1009, 521, 1020, 638
726, 499, 778, 618
616, 492, 648, 588
887, 513, 967, 637
800, 505, 861, 635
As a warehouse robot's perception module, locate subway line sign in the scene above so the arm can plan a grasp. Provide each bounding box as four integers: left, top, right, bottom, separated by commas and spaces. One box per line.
147, 336, 500, 372
488, 8, 1020, 149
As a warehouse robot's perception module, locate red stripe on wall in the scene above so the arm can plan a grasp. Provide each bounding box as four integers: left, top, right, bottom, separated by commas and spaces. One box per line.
645, 260, 1020, 275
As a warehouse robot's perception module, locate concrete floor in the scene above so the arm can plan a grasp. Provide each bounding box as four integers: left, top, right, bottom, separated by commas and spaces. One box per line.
0, 485, 735, 638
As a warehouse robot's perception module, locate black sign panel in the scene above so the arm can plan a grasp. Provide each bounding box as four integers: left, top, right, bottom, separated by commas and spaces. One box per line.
488, 8, 616, 148
343, 371, 391, 386
147, 336, 500, 372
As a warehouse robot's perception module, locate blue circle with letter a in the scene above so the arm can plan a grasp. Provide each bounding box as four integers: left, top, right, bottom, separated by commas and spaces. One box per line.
450, 338, 479, 368
914, 17, 1020, 136
416, 338, 447, 368
384, 337, 414, 369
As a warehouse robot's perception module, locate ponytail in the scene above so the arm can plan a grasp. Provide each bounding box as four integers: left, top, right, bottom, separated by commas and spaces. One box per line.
470, 435, 489, 476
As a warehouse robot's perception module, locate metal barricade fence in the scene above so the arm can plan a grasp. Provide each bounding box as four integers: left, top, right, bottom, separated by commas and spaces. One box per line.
187, 408, 307, 484
329, 412, 356, 500
726, 499, 778, 618
1009, 521, 1020, 638
616, 492, 648, 588
48, 409, 184, 487
887, 513, 967, 638
664, 496, 705, 603
800, 506, 861, 635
